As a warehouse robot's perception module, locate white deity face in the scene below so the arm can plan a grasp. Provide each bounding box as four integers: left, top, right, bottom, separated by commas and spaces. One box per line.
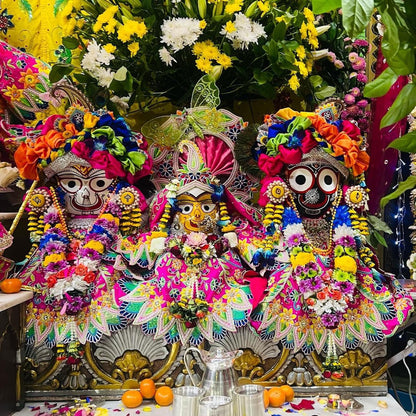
56, 165, 114, 216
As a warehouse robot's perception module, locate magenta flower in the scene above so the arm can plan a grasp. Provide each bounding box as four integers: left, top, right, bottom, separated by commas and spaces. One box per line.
344, 94, 355, 105
352, 57, 366, 71
356, 73, 368, 83
350, 87, 361, 97
348, 52, 359, 63
334, 60, 344, 69
352, 39, 369, 47
357, 99, 368, 108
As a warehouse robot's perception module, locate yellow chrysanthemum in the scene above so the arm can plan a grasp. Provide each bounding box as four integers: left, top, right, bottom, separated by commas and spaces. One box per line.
97, 5, 118, 24
118, 25, 131, 42
225, 0, 243, 14
130, 20, 148, 38
217, 53, 232, 69
196, 57, 213, 73
296, 45, 306, 60
92, 21, 102, 33
200, 19, 207, 29
103, 43, 117, 54
288, 73, 300, 92
334, 256, 357, 274
224, 21, 236, 33
295, 60, 308, 77
104, 18, 117, 34
84, 240, 105, 254
307, 22, 318, 37
202, 45, 220, 60
291, 251, 315, 268
275, 16, 285, 23
257, 1, 270, 16
128, 42, 140, 57
306, 58, 313, 73
193, 43, 204, 56
303, 7, 315, 23
299, 22, 308, 40
43, 253, 66, 267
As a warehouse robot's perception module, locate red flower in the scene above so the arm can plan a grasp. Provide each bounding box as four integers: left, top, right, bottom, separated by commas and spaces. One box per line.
83, 271, 96, 283
46, 275, 57, 288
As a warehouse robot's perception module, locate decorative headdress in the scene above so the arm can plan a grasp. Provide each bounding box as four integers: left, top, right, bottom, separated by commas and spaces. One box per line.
14, 108, 152, 183
143, 76, 260, 230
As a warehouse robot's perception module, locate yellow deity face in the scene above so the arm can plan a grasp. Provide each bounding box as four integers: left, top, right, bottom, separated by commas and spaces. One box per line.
176, 193, 218, 233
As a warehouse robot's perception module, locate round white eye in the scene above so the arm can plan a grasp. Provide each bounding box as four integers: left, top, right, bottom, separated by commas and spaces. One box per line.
58, 177, 82, 193
201, 203, 216, 213
180, 204, 193, 214
288, 168, 314, 193
318, 168, 338, 193
89, 177, 114, 192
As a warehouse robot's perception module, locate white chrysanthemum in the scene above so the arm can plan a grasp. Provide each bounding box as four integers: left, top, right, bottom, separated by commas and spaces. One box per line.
221, 13, 265, 50
333, 224, 355, 241
159, 47, 177, 66
283, 223, 304, 238
95, 67, 115, 88
110, 95, 131, 110
160, 17, 203, 52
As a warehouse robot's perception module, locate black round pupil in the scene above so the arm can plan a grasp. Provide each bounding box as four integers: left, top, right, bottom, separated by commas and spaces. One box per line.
203, 205, 210, 211
295, 175, 306, 185
96, 180, 105, 187
324, 175, 332, 185
183, 206, 191, 213
68, 180, 76, 188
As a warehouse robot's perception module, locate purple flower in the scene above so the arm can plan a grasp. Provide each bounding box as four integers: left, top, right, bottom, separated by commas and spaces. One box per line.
352, 57, 366, 71
321, 312, 342, 329
79, 248, 101, 260
352, 39, 369, 47
107, 201, 122, 216
333, 280, 355, 294
299, 279, 313, 293
335, 235, 355, 247
44, 241, 67, 253
44, 211, 59, 224
287, 233, 306, 247
95, 218, 118, 234
309, 275, 324, 291
44, 260, 68, 273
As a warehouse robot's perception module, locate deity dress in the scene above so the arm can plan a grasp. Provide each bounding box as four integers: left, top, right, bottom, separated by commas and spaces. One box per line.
114, 80, 262, 346
12, 107, 152, 356
246, 108, 414, 376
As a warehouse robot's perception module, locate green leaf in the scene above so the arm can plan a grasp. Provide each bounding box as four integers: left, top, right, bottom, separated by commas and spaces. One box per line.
62, 36, 79, 50
311, 0, 341, 14
367, 215, 393, 234
363, 67, 398, 98
49, 64, 74, 83
272, 21, 287, 41
388, 131, 416, 152
380, 176, 416, 208
373, 230, 388, 248
315, 86, 336, 100
253, 68, 272, 85
341, 0, 374, 37
309, 75, 323, 88
114, 66, 128, 82
384, 46, 415, 76
380, 83, 416, 128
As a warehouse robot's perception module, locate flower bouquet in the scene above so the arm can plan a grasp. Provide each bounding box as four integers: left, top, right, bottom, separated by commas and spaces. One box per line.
53, 0, 331, 114
170, 297, 209, 326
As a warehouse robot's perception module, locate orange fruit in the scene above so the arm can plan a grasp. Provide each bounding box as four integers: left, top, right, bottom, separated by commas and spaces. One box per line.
121, 390, 143, 408
263, 389, 270, 408
0, 278, 22, 294
140, 378, 156, 399
268, 387, 286, 408
280, 384, 295, 402
154, 386, 174, 406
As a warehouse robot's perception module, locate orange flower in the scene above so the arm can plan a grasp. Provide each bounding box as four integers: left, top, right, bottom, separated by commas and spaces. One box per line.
330, 290, 342, 301
316, 290, 327, 300
75, 264, 88, 276
14, 141, 39, 180
33, 136, 51, 159
44, 130, 66, 149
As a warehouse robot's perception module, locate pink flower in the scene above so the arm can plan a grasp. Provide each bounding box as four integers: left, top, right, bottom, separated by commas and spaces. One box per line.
357, 99, 368, 108
348, 52, 359, 63
356, 73, 368, 83
186, 232, 208, 247
327, 52, 336, 63
353, 39, 368, 47
350, 87, 361, 97
349, 72, 357, 79
334, 60, 344, 69
344, 94, 355, 105
352, 57, 366, 71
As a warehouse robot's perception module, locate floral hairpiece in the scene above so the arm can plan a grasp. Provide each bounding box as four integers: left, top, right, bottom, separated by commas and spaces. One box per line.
256, 108, 370, 178
14, 109, 152, 183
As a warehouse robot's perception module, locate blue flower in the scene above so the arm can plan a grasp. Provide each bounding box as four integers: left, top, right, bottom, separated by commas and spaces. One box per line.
282, 207, 302, 229
333, 205, 352, 227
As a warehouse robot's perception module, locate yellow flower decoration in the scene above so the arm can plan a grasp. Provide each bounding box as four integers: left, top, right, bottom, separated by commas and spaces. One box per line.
4, 85, 24, 101
303, 7, 315, 23
196, 57, 213, 73
43, 253, 66, 267
84, 240, 105, 254
128, 42, 140, 57
257, 1, 270, 17
291, 251, 315, 268
103, 44, 117, 54
224, 21, 236, 33
288, 73, 300, 92
84, 112, 99, 129
334, 256, 357, 274
200, 19, 207, 29
217, 53, 232, 69
225, 0, 243, 14
296, 45, 306, 60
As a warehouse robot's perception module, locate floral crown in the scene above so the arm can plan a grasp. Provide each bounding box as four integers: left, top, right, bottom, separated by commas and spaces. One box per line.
14, 107, 152, 183
255, 108, 370, 179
